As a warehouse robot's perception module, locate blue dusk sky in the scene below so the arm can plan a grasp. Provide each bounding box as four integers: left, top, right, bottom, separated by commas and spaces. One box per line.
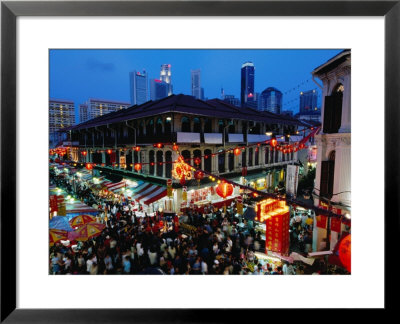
49, 49, 343, 123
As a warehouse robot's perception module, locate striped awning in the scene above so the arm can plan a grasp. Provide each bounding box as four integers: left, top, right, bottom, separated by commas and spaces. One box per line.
130, 183, 167, 205
104, 181, 126, 192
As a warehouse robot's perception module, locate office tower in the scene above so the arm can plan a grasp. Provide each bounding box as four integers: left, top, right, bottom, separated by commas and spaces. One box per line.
191, 69, 202, 99
150, 79, 169, 101
299, 89, 318, 113
240, 61, 255, 107
259, 87, 283, 114
49, 98, 76, 146
160, 64, 173, 95
130, 70, 148, 105
81, 99, 130, 122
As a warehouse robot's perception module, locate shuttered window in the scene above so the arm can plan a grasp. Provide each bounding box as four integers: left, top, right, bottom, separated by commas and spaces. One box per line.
320, 160, 335, 198
323, 93, 343, 133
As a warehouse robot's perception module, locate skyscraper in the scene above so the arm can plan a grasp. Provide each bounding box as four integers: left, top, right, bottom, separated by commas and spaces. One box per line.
49, 98, 76, 146
150, 79, 169, 101
130, 70, 148, 105
160, 64, 173, 96
80, 99, 130, 123
259, 87, 283, 114
191, 69, 202, 99
240, 61, 255, 107
299, 89, 318, 113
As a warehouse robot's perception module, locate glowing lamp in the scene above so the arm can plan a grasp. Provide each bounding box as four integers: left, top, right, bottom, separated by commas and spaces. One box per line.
270, 138, 278, 147
85, 163, 93, 170
134, 163, 142, 171
172, 144, 179, 151
194, 157, 201, 165
194, 170, 204, 181
107, 149, 112, 154
133, 146, 140, 152
234, 148, 241, 156
216, 182, 233, 199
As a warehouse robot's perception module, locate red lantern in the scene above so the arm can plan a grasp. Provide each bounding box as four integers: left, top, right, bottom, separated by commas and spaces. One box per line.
172, 144, 179, 151
85, 163, 93, 170
194, 170, 204, 181
270, 138, 278, 147
338, 234, 351, 273
133, 146, 140, 152
107, 149, 112, 154
216, 182, 233, 199
134, 163, 142, 171
233, 148, 241, 156
194, 157, 201, 165
180, 174, 186, 186
299, 143, 305, 149
81, 151, 87, 156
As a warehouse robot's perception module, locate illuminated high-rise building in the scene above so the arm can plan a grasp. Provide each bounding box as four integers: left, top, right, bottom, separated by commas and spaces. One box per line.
240, 61, 255, 107
191, 69, 202, 99
259, 87, 283, 114
160, 64, 173, 96
49, 98, 75, 146
299, 89, 318, 113
130, 70, 148, 105
150, 79, 169, 101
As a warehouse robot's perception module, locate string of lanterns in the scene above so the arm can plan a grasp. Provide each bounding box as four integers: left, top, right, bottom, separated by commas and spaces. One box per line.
66, 126, 318, 171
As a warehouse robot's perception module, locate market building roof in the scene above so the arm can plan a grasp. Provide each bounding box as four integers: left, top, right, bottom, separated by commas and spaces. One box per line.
64, 94, 308, 132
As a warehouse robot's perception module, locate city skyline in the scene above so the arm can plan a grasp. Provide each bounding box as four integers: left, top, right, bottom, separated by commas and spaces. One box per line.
50, 49, 343, 123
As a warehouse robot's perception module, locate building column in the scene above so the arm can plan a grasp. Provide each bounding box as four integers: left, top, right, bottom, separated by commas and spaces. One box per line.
224, 151, 229, 172
162, 151, 166, 178
211, 151, 218, 174
339, 73, 351, 133
331, 137, 351, 206
101, 152, 106, 164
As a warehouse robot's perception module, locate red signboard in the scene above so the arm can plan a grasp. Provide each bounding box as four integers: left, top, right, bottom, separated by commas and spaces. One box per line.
265, 211, 290, 254
49, 195, 58, 213
331, 217, 342, 232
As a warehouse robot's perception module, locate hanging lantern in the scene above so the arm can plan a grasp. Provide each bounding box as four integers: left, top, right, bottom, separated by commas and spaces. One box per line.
107, 149, 112, 154
233, 148, 241, 156
194, 157, 201, 166
299, 143, 305, 149
134, 163, 142, 171
172, 144, 179, 151
133, 146, 140, 152
81, 151, 87, 156
216, 182, 233, 199
85, 163, 93, 170
270, 137, 278, 147
194, 170, 204, 181
338, 234, 351, 273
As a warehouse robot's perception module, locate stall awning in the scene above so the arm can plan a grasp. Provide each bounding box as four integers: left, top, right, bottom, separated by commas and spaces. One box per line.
104, 181, 126, 192
131, 183, 167, 205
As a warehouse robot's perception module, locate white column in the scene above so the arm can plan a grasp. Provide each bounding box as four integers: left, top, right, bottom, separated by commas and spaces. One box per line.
339, 73, 351, 133
331, 136, 351, 206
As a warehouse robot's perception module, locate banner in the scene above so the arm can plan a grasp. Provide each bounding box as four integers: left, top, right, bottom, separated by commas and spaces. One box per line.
49, 195, 58, 213
316, 215, 327, 228
265, 211, 290, 254
286, 164, 299, 196
331, 217, 342, 232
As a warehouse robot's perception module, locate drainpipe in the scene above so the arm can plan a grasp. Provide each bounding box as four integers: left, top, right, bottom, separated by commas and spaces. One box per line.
125, 121, 137, 147
312, 75, 323, 90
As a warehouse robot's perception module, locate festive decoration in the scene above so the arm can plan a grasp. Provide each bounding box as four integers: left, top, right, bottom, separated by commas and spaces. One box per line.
194, 157, 201, 166
172, 156, 192, 183
270, 137, 278, 147
134, 163, 142, 171
133, 146, 140, 152
194, 170, 204, 181
153, 143, 164, 148
216, 182, 233, 199
85, 163, 93, 170
338, 234, 351, 272
234, 148, 241, 156
107, 149, 112, 154
172, 144, 179, 151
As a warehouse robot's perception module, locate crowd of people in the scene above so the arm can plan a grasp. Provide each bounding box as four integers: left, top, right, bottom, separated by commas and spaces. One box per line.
49, 168, 343, 275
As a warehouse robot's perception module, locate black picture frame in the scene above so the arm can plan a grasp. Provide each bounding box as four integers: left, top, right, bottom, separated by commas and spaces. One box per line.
1, 0, 398, 322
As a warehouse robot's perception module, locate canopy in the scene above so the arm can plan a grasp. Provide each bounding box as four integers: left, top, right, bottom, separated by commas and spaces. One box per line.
49, 229, 68, 246
49, 216, 74, 232
130, 183, 167, 205
69, 214, 96, 228
68, 222, 106, 241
